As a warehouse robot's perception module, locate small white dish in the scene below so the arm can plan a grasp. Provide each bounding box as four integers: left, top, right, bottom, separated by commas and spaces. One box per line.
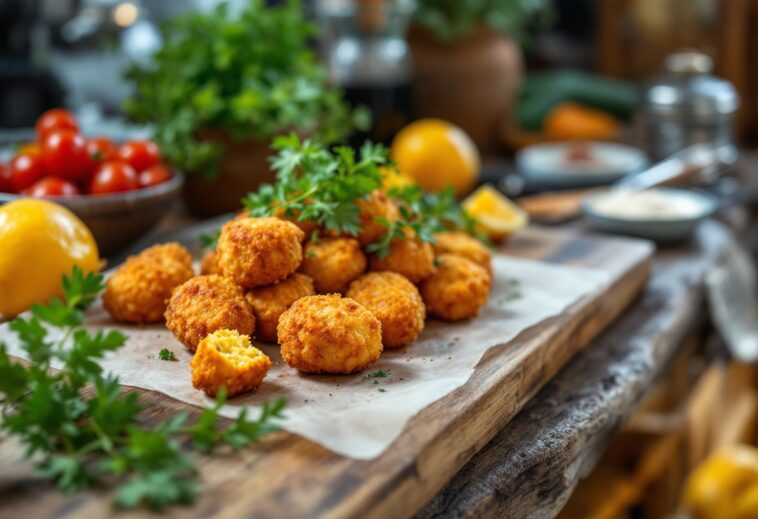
516, 141, 649, 188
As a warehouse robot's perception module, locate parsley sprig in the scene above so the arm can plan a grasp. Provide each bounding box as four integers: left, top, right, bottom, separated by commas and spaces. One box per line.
0, 267, 286, 509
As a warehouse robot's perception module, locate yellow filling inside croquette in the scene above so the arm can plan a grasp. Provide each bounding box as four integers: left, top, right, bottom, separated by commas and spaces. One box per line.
205, 329, 266, 366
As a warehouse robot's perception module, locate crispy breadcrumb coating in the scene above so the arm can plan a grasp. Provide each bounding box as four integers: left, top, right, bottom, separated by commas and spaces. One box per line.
356, 190, 400, 247
432, 231, 492, 273
421, 254, 491, 321
190, 329, 271, 397
299, 238, 367, 293
346, 272, 425, 348
369, 232, 435, 284
217, 216, 304, 288
165, 275, 255, 352
200, 249, 221, 275
277, 294, 382, 374
102, 242, 194, 324
245, 273, 315, 342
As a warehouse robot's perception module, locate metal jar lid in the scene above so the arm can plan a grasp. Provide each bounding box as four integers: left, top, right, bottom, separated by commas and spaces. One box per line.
643, 51, 740, 120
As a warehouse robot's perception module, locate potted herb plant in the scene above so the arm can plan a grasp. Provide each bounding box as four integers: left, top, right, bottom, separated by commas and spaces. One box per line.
125, 0, 359, 216
409, 0, 553, 151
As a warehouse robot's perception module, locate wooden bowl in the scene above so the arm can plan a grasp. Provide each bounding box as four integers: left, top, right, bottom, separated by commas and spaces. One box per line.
0, 174, 183, 256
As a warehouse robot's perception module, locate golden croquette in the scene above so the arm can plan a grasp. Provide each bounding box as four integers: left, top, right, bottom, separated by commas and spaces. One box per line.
421, 254, 491, 321
102, 242, 194, 324
346, 272, 425, 348
217, 216, 304, 288
432, 231, 492, 273
165, 275, 255, 352
356, 190, 400, 247
200, 249, 221, 276
190, 329, 271, 397
277, 294, 383, 374
369, 232, 435, 284
245, 273, 315, 342
299, 238, 367, 293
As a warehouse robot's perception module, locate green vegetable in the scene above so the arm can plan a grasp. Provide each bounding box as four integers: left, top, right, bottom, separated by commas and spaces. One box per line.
158, 348, 177, 361
124, 0, 362, 178
413, 0, 553, 43
365, 369, 390, 379
0, 267, 286, 510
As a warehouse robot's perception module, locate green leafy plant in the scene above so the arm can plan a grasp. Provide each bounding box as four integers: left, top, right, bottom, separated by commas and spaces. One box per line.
243, 135, 485, 258
125, 0, 362, 178
413, 0, 554, 42
158, 348, 177, 361
0, 267, 286, 510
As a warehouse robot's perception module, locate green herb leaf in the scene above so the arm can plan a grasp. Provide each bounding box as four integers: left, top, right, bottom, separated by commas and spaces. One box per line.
158, 348, 177, 361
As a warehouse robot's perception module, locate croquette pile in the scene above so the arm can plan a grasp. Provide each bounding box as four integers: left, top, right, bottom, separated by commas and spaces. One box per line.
103, 190, 493, 398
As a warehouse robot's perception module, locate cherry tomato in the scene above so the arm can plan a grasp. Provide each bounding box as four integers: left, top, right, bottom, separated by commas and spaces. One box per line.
0, 163, 9, 192
25, 177, 80, 197
138, 163, 172, 188
89, 161, 138, 195
41, 129, 94, 182
7, 150, 46, 192
87, 137, 119, 163
118, 140, 161, 172
36, 109, 78, 140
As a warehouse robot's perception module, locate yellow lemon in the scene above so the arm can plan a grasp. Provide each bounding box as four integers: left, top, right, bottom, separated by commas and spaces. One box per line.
391, 119, 480, 196
462, 185, 528, 242
380, 167, 415, 191
0, 199, 99, 318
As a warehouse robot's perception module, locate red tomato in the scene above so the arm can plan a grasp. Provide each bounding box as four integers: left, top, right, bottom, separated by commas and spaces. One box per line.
0, 163, 9, 192
118, 140, 161, 172
87, 137, 119, 163
7, 150, 46, 192
138, 163, 172, 188
41, 129, 94, 182
89, 161, 138, 195
36, 109, 78, 140
25, 177, 80, 197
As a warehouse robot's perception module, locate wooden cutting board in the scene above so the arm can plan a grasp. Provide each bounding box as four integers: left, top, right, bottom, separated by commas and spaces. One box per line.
0, 226, 654, 519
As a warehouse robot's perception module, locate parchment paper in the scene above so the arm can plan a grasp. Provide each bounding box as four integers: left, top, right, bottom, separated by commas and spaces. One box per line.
0, 255, 609, 459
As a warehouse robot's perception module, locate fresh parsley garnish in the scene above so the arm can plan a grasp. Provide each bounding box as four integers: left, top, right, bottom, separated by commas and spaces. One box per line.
365, 369, 390, 379
158, 348, 177, 361
0, 267, 286, 510
199, 229, 221, 250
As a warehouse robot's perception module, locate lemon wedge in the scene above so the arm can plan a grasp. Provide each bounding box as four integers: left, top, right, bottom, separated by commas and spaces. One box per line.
462, 185, 528, 242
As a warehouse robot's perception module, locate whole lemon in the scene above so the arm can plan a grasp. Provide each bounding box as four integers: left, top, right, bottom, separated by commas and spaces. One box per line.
0, 199, 99, 318
391, 119, 480, 196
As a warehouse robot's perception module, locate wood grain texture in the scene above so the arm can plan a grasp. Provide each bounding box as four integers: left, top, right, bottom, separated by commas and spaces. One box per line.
416, 220, 735, 519
0, 226, 653, 519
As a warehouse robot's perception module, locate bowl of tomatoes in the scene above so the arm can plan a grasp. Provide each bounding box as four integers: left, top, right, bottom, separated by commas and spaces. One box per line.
0, 109, 183, 256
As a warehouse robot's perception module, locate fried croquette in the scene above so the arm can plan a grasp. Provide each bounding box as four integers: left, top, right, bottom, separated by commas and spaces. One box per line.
346, 272, 425, 348
421, 254, 491, 321
200, 249, 221, 275
245, 273, 315, 342
277, 294, 382, 374
299, 238, 367, 293
432, 231, 492, 273
165, 275, 255, 352
102, 242, 194, 324
190, 329, 271, 397
369, 232, 435, 284
356, 190, 400, 247
217, 216, 304, 288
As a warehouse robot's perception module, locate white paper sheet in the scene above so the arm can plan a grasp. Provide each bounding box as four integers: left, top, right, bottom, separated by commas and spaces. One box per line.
0, 254, 609, 459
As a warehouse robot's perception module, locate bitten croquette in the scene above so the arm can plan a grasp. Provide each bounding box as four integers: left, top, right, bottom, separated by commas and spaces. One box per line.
346, 272, 425, 348
102, 242, 194, 324
369, 231, 435, 284
217, 216, 304, 288
165, 275, 255, 352
277, 294, 383, 374
190, 329, 271, 397
356, 190, 400, 247
245, 273, 315, 342
299, 238, 367, 293
422, 254, 491, 321
432, 231, 492, 273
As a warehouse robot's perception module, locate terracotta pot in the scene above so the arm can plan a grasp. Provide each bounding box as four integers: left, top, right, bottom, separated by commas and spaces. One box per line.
409, 25, 524, 152
183, 130, 276, 217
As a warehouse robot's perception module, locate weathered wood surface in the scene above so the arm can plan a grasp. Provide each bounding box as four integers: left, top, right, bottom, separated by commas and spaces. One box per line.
0, 227, 652, 519
416, 219, 735, 519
